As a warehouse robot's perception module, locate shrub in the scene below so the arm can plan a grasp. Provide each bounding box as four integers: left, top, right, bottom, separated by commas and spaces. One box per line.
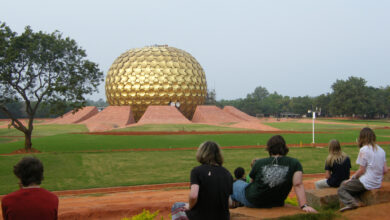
122, 209, 161, 220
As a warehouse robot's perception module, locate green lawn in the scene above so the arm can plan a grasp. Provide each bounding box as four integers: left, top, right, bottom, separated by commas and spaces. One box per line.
263, 122, 361, 131
0, 145, 389, 195
114, 123, 250, 132
0, 124, 88, 137
1, 129, 390, 154
318, 118, 390, 127
1, 119, 389, 195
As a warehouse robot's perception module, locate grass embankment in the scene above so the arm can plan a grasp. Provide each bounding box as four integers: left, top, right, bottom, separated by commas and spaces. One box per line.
0, 124, 88, 143
318, 118, 390, 126
116, 123, 250, 132
1, 128, 390, 154
1, 145, 389, 195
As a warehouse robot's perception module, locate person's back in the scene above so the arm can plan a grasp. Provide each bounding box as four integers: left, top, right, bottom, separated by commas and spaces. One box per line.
2, 188, 58, 220
186, 164, 232, 220
327, 157, 351, 187
1, 157, 59, 220
245, 156, 302, 207
358, 144, 386, 189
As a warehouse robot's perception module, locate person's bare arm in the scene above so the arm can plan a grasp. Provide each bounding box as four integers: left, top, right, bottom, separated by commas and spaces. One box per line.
352, 165, 366, 179
188, 184, 199, 210
325, 170, 331, 179
293, 171, 317, 213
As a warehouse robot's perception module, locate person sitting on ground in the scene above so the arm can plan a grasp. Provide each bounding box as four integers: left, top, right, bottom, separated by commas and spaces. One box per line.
338, 127, 388, 212
230, 135, 317, 213
234, 167, 246, 182
1, 157, 59, 220
315, 139, 351, 189
171, 141, 233, 220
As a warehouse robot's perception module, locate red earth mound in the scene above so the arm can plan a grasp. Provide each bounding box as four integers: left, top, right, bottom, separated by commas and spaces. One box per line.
48, 106, 99, 124
192, 105, 241, 123
81, 106, 135, 132
137, 106, 191, 124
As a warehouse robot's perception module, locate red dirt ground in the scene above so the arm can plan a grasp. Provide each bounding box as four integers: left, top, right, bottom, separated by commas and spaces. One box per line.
2, 174, 386, 220
0, 174, 321, 220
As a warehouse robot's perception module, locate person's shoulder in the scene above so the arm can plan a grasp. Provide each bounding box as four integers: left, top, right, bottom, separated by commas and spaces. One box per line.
220, 166, 232, 174
254, 157, 270, 164
39, 188, 59, 205
376, 145, 385, 152
360, 145, 370, 152
284, 156, 300, 163
1, 190, 22, 203
191, 164, 203, 172
38, 188, 58, 198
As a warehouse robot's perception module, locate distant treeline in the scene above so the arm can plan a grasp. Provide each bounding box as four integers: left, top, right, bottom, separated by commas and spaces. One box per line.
207, 76, 390, 119
0, 99, 108, 119
2, 76, 389, 119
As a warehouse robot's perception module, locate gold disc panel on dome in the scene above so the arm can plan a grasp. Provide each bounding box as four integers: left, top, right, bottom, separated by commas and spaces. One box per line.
105, 45, 207, 121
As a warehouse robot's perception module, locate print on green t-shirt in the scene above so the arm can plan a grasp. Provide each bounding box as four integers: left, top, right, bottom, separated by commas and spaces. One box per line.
245, 156, 303, 207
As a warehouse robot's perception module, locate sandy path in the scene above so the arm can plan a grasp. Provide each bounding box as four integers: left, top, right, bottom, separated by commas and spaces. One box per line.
0, 174, 322, 220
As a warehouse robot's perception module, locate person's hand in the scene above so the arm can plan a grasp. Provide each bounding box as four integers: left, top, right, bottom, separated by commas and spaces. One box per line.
302, 205, 317, 213
184, 203, 190, 210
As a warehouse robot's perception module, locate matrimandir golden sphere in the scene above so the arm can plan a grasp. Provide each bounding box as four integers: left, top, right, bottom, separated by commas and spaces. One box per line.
105, 45, 207, 121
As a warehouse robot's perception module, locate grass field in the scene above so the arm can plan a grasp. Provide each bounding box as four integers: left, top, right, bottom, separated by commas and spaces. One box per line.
0, 119, 389, 195
116, 123, 250, 132
1, 145, 384, 195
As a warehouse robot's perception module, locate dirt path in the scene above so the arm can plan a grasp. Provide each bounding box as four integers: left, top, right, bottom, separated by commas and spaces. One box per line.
0, 174, 323, 220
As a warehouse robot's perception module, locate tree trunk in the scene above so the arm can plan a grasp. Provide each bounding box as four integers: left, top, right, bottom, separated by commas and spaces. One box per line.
24, 130, 32, 151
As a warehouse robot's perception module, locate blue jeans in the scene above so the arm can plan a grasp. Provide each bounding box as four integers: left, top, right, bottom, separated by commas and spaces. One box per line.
171, 202, 188, 220
231, 180, 255, 207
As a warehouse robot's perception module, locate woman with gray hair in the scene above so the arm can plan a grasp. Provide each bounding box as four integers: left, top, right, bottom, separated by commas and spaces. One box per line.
171, 141, 233, 220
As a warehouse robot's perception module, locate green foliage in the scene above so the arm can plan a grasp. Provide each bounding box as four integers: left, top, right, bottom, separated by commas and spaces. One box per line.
216, 77, 390, 118
204, 89, 217, 105
122, 210, 161, 220
284, 197, 298, 206
330, 76, 371, 116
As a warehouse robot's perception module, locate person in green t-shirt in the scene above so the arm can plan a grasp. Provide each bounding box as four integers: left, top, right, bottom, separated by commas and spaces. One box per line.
230, 135, 317, 213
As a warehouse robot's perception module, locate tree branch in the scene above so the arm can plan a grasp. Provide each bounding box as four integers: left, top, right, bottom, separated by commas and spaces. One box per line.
0, 105, 27, 133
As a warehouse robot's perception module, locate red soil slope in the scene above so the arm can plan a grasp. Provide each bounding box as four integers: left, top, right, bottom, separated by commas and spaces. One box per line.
81, 106, 135, 132
137, 106, 191, 124
48, 106, 99, 124
192, 105, 241, 124
223, 106, 258, 121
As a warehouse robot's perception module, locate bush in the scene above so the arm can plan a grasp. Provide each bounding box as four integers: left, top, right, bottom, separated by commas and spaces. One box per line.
122, 210, 163, 220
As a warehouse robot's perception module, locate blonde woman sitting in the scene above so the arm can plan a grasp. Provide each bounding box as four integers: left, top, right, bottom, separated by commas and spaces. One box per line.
315, 139, 351, 189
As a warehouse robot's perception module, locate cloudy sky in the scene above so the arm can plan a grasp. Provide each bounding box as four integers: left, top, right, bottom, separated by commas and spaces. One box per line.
1, 0, 389, 100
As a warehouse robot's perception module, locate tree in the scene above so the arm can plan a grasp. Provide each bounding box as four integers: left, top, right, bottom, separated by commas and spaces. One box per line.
329, 76, 370, 117
247, 86, 269, 101
313, 93, 331, 117
0, 22, 104, 151
288, 96, 313, 115
204, 89, 217, 105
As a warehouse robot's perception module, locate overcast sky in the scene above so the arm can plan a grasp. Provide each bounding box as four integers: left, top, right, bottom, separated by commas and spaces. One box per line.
1, 0, 389, 101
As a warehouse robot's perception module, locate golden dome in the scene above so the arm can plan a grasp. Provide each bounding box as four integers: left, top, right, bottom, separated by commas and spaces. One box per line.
105, 45, 207, 121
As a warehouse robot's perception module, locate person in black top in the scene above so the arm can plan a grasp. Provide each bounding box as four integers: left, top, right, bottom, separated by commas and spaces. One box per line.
315, 139, 351, 189
171, 141, 233, 220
